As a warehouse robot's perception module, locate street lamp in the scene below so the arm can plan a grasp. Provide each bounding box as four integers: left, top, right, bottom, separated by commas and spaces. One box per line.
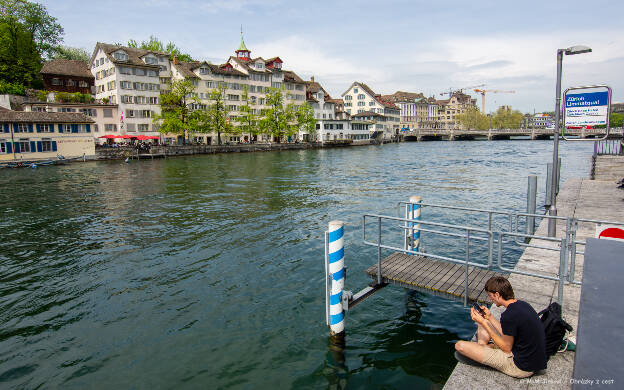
547, 45, 592, 237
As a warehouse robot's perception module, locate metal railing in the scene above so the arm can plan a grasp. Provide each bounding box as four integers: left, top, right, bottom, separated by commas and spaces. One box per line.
596, 139, 624, 156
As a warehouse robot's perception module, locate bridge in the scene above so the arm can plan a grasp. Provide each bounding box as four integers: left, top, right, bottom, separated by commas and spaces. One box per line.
402, 128, 624, 141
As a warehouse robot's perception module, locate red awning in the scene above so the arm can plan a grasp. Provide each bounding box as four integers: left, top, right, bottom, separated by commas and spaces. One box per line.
99, 135, 118, 139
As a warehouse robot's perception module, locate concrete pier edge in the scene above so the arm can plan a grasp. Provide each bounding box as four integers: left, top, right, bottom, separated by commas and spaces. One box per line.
443, 156, 624, 390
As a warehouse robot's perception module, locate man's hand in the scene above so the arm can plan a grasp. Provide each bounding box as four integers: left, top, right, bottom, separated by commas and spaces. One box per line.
470, 307, 487, 325
480, 306, 492, 321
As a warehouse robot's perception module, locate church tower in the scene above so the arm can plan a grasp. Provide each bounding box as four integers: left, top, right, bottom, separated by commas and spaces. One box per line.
235, 29, 251, 61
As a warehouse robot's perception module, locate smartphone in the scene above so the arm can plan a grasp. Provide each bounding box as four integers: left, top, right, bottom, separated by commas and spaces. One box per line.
472, 302, 485, 316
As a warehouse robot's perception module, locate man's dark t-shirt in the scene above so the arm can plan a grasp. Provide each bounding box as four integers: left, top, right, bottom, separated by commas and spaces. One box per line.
500, 300, 547, 372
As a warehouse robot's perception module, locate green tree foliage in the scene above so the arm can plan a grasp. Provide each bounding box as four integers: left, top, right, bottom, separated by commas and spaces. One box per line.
128, 35, 194, 62
259, 88, 297, 142
492, 107, 524, 129
295, 102, 317, 140
153, 79, 197, 142
205, 84, 231, 145
0, 79, 25, 94
50, 45, 89, 62
610, 113, 624, 128
237, 85, 257, 138
0, 0, 63, 87
455, 106, 490, 130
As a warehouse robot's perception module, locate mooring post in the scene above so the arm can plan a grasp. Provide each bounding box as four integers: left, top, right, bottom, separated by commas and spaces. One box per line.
526, 175, 537, 238
328, 220, 345, 336
408, 196, 422, 252
545, 163, 553, 208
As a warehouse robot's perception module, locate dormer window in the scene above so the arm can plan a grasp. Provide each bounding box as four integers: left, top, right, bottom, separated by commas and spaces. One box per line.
273, 62, 281, 69
114, 51, 128, 61
199, 67, 209, 75
144, 55, 157, 65
256, 62, 264, 70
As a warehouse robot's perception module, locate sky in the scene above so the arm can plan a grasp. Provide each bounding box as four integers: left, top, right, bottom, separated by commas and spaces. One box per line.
41, 0, 624, 113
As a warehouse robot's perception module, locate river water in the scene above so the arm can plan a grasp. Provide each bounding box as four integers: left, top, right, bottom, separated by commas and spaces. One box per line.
0, 140, 593, 389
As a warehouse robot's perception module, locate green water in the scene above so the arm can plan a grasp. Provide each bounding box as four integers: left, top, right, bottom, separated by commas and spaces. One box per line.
0, 141, 593, 389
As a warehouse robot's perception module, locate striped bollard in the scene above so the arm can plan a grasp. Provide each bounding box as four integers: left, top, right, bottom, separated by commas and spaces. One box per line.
328, 220, 345, 336
408, 196, 422, 252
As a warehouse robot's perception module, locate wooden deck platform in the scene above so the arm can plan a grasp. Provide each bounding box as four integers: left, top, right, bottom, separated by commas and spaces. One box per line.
365, 252, 503, 304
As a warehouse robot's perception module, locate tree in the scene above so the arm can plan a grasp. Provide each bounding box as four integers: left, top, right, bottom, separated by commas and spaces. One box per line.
152, 79, 197, 143
492, 107, 523, 129
128, 35, 194, 62
610, 113, 624, 128
0, 0, 62, 87
295, 102, 316, 141
456, 106, 489, 130
205, 84, 231, 145
50, 45, 89, 61
259, 87, 296, 142
237, 85, 257, 140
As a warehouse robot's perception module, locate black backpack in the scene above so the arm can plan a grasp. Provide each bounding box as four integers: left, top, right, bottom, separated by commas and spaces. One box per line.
538, 302, 573, 358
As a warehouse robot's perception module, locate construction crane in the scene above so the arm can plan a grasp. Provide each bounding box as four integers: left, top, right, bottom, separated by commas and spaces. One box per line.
474, 89, 515, 113
440, 84, 486, 98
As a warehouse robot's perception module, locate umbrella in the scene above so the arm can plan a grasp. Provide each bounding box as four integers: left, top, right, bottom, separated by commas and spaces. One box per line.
136, 135, 150, 141
120, 135, 136, 139
99, 135, 117, 139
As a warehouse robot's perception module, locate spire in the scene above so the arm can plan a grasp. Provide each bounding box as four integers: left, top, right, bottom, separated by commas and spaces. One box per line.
238, 26, 249, 52
235, 26, 250, 61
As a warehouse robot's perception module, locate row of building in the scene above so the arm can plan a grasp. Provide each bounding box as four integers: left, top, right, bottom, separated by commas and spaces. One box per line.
0, 34, 556, 161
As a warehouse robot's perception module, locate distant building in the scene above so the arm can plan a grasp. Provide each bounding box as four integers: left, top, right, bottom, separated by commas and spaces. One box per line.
40, 59, 94, 94
528, 113, 554, 128
382, 91, 439, 130
21, 101, 119, 143
437, 92, 477, 130
0, 110, 95, 161
341, 82, 400, 139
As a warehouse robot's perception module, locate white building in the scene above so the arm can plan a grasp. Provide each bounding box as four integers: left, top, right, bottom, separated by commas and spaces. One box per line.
90, 43, 167, 138
341, 82, 400, 140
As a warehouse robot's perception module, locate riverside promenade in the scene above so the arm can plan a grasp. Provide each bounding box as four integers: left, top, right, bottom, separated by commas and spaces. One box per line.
444, 156, 624, 390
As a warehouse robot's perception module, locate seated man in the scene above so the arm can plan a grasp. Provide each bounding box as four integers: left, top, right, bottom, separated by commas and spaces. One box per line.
455, 276, 547, 378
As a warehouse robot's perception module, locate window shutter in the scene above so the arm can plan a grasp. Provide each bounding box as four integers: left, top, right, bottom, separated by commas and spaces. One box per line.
3, 123, 8, 133
52, 141, 57, 151
30, 141, 36, 152
28, 123, 33, 132
14, 142, 20, 153
36, 124, 41, 132
13, 123, 18, 132
36, 141, 43, 152
72, 124, 78, 133
6, 142, 12, 153
58, 124, 63, 133
86, 124, 91, 133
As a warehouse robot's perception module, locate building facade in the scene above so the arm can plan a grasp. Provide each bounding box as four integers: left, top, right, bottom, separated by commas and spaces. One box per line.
437, 92, 477, 130
90, 43, 166, 137
0, 111, 95, 161
21, 101, 119, 143
40, 59, 94, 94
341, 82, 400, 139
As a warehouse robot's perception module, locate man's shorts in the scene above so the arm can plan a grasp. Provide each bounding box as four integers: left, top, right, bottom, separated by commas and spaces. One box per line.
482, 347, 534, 378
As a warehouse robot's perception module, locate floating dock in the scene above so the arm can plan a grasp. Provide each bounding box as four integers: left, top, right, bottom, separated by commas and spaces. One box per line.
365, 253, 503, 304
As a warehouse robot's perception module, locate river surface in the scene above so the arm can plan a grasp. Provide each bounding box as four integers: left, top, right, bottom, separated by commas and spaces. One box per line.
0, 140, 593, 389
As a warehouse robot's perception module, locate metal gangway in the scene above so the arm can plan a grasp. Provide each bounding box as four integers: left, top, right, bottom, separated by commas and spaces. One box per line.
323, 196, 624, 336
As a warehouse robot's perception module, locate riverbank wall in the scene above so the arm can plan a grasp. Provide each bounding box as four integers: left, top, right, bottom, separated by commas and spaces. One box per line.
443, 157, 624, 390
94, 139, 374, 161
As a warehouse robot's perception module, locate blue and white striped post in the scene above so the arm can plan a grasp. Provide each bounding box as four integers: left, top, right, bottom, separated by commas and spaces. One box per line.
408, 196, 422, 252
328, 220, 345, 336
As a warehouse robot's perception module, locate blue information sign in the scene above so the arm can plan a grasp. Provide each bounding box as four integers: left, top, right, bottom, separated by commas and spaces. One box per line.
564, 91, 609, 126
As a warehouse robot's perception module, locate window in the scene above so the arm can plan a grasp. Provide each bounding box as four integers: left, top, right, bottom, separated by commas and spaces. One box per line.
149, 97, 158, 104
119, 67, 132, 75
51, 78, 62, 85
18, 139, 30, 152
105, 124, 117, 131
126, 110, 135, 118
93, 124, 98, 132
358, 101, 365, 106
271, 82, 282, 89
295, 84, 304, 91
63, 124, 72, 132
103, 109, 113, 118
227, 105, 237, 111
66, 79, 76, 86
114, 51, 128, 61
147, 70, 158, 77
57, 107, 76, 113
144, 56, 157, 65
138, 124, 149, 132
39, 124, 51, 132
369, 101, 375, 106
41, 139, 53, 152
17, 123, 29, 133
354, 88, 358, 93
358, 94, 365, 100
139, 110, 151, 118
107, 81, 116, 90
121, 95, 132, 104
77, 124, 88, 133
345, 95, 352, 101
227, 94, 239, 101
199, 67, 209, 75
79, 81, 88, 88
126, 123, 136, 131
205, 81, 214, 88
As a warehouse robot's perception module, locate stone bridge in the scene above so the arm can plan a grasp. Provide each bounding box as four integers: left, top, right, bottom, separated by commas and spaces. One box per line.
403, 128, 623, 141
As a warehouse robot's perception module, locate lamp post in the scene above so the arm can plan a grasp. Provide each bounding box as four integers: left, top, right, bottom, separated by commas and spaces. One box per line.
547, 45, 592, 237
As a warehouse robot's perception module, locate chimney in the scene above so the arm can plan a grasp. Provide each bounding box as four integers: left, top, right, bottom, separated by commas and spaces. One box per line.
173, 55, 178, 65
311, 76, 315, 83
